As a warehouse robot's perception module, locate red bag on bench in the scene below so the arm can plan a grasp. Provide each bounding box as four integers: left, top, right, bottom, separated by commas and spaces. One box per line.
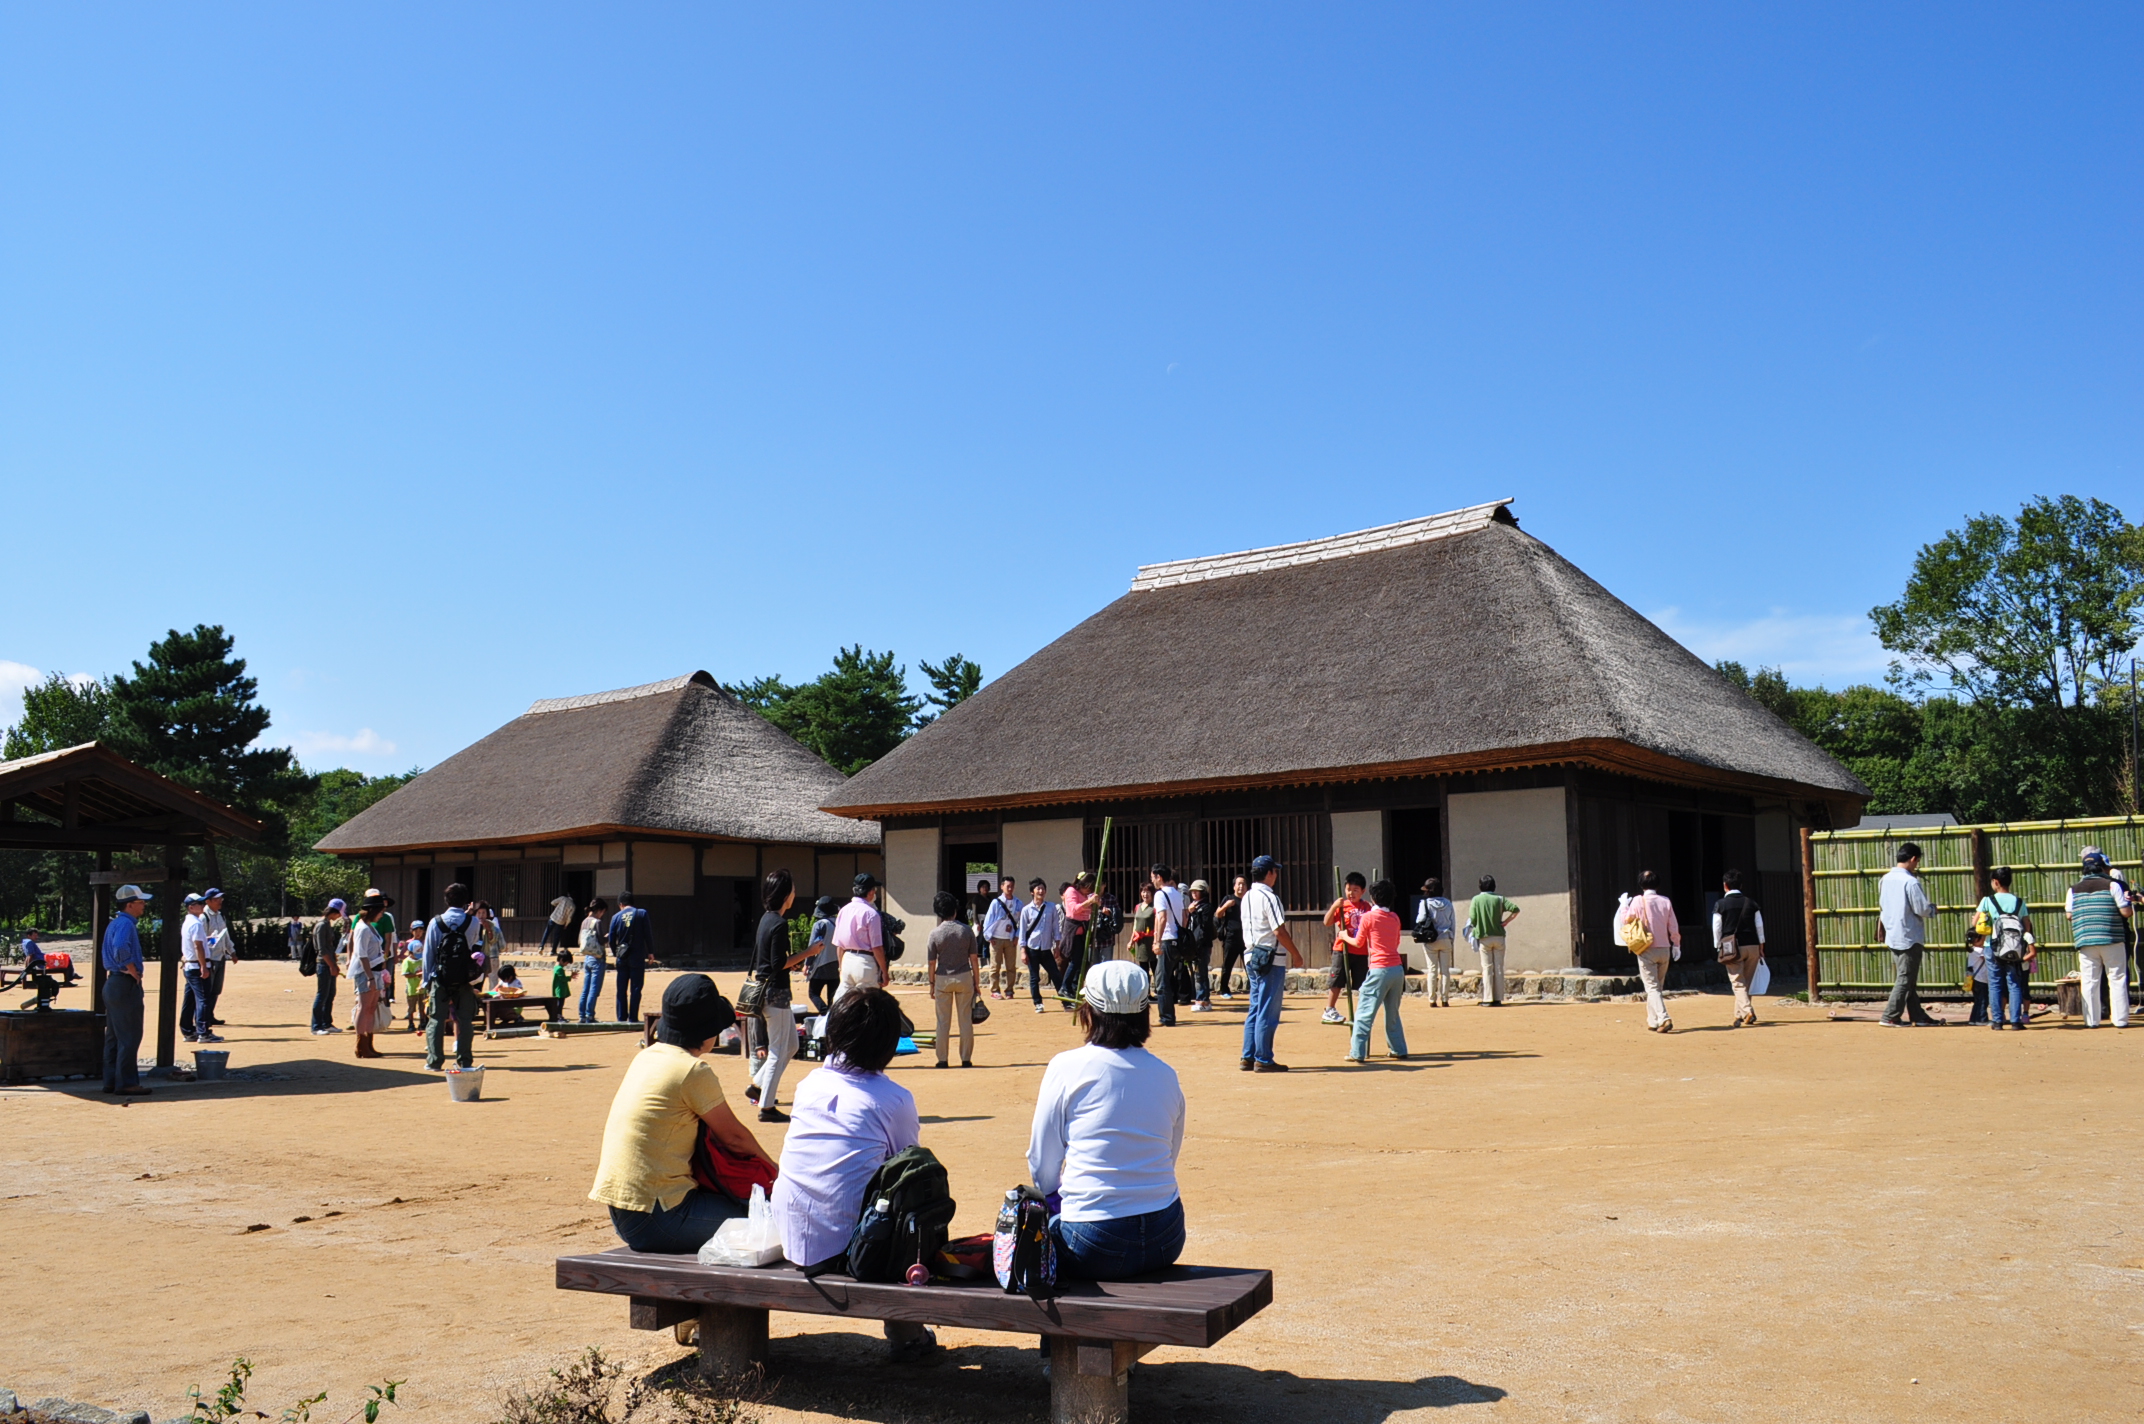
690, 1122, 777, 1204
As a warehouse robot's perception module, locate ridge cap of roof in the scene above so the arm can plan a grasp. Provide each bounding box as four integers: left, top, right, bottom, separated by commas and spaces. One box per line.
527, 671, 718, 716
1129, 499, 1516, 592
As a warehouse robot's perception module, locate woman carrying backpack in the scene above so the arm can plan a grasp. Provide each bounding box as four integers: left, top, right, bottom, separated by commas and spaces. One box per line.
770, 988, 940, 1364
1026, 960, 1186, 1279
1974, 867, 2036, 1031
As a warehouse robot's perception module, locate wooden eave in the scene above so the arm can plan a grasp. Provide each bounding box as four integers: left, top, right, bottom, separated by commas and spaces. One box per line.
0, 742, 264, 851
819, 738, 1869, 822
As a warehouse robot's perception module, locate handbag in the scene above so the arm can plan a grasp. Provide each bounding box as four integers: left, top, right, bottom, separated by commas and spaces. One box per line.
971, 996, 991, 1025
370, 996, 395, 1033
736, 973, 768, 1017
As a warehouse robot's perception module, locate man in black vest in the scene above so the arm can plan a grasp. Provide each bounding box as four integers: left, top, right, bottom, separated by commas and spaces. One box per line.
1711, 869, 1766, 1028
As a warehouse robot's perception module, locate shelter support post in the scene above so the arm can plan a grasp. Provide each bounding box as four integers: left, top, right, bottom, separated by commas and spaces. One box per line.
155, 841, 184, 1071
1799, 827, 1818, 1006
694, 1303, 767, 1380
90, 851, 110, 1016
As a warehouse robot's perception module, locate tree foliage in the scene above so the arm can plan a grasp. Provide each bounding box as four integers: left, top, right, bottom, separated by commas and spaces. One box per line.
104, 624, 313, 836
726, 647, 980, 774
1870, 495, 2144, 711
2, 673, 112, 759
916, 653, 982, 723
1717, 661, 2131, 823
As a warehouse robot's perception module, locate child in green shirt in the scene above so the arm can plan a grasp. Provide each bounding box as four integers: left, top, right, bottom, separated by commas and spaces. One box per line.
552, 949, 575, 1001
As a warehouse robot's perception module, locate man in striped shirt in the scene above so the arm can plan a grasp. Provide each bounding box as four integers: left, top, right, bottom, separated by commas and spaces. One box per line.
2067, 850, 2132, 1029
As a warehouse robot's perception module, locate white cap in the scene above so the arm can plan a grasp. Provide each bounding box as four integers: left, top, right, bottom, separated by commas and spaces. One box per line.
1082, 959, 1150, 1015
113, 884, 154, 903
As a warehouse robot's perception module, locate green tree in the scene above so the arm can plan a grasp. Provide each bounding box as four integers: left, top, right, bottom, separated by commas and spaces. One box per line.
1871, 495, 2144, 712
3, 672, 112, 759
728, 647, 923, 774
915, 654, 982, 724
103, 625, 314, 872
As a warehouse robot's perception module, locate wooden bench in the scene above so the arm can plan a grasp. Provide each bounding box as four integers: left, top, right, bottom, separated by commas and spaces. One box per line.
555, 1248, 1271, 1424
475, 994, 563, 1033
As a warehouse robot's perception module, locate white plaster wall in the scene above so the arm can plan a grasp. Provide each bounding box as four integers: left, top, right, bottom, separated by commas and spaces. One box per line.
1447, 787, 1574, 972
1329, 810, 1386, 888
631, 842, 695, 896
882, 827, 940, 938
1001, 818, 1085, 900
702, 844, 757, 878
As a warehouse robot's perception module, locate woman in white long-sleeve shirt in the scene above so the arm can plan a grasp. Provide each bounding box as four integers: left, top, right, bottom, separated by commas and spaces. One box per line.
1026, 959, 1187, 1279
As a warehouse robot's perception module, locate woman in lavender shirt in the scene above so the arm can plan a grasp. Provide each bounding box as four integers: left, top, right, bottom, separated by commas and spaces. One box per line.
770, 987, 939, 1364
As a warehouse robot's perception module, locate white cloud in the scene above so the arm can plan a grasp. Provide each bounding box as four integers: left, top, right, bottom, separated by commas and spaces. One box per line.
1649, 607, 1891, 689
287, 728, 399, 759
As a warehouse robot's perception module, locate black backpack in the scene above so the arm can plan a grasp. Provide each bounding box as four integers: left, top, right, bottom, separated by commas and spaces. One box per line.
813, 1145, 955, 1283
432, 916, 478, 989
298, 934, 317, 977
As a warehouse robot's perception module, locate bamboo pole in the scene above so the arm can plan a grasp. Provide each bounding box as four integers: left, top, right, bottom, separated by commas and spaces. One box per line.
1800, 826, 1819, 1006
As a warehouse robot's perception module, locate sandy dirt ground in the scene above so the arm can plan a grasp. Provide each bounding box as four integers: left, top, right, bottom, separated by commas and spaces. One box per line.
5, 961, 2143, 1424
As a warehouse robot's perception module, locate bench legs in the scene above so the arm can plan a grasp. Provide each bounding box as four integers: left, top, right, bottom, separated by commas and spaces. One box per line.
1048, 1337, 1150, 1424
695, 1303, 768, 1380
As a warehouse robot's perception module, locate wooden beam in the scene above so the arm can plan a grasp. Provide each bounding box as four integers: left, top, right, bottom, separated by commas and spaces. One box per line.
88, 867, 176, 885
0, 825, 205, 852
155, 842, 185, 1071
60, 779, 81, 830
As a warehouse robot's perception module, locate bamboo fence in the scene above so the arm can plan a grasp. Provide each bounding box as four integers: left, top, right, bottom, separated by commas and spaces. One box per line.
1804, 815, 2144, 1001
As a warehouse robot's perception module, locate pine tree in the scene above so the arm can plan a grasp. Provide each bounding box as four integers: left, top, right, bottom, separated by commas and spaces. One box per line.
915, 654, 982, 725
104, 625, 313, 863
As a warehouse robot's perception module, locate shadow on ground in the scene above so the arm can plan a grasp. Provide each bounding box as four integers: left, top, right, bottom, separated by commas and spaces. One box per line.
639, 1335, 1505, 1423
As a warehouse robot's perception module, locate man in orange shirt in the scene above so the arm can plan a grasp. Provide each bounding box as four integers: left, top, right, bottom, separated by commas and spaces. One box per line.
1321, 873, 1369, 1024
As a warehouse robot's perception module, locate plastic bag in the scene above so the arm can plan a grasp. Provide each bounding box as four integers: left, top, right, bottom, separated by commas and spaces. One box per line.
698, 1184, 784, 1267
1750, 960, 1771, 997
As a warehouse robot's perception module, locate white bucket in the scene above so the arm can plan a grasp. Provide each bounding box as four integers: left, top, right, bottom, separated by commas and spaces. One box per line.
445, 1065, 485, 1102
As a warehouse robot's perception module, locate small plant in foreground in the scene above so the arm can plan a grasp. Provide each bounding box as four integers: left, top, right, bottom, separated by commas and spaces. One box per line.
187, 1357, 402, 1424
495, 1347, 758, 1424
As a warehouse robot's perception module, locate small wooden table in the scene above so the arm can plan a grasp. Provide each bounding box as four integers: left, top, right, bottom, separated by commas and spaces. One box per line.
555, 1248, 1271, 1424
476, 994, 564, 1032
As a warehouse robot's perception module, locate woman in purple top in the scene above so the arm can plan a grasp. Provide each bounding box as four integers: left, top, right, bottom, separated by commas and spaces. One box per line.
770, 987, 938, 1365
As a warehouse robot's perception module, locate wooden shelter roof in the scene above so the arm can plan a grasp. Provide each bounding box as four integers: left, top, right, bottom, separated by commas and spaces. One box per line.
0, 742, 265, 851
823, 501, 1872, 820
316, 672, 881, 855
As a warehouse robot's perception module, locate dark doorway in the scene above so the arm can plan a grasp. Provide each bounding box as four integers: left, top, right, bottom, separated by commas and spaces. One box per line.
415, 868, 435, 920
563, 869, 595, 916
453, 864, 475, 896
1388, 807, 1443, 902
943, 841, 999, 923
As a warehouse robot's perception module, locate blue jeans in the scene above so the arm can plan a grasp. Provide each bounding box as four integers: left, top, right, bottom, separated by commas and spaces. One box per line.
1052, 1199, 1185, 1281
1240, 960, 1286, 1064
1349, 964, 1409, 1059
1990, 959, 2030, 1027
579, 960, 607, 1021
311, 970, 339, 1030
609, 1187, 743, 1254
184, 969, 215, 1039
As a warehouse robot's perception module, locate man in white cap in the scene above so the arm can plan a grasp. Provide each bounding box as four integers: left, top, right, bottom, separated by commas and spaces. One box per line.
202, 887, 234, 1031
180, 893, 223, 1044
101, 885, 153, 1094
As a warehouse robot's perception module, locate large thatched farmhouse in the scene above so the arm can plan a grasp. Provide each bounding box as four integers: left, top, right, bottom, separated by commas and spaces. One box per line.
317, 673, 881, 959
822, 501, 1868, 973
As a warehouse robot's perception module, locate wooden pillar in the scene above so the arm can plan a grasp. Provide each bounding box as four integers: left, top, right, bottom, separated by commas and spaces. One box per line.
694, 1303, 767, 1380
1048, 1337, 1137, 1424
154, 842, 185, 1070
90, 851, 111, 1015
1799, 827, 1819, 1006
1970, 826, 1992, 900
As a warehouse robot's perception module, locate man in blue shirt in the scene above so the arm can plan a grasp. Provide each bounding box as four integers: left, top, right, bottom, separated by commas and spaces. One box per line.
608, 895, 655, 1023
102, 885, 153, 1094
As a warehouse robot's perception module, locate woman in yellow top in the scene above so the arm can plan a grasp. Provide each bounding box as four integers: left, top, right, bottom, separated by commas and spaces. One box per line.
589, 974, 776, 1253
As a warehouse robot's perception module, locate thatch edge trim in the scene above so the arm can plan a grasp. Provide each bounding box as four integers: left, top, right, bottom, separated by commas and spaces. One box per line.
820, 737, 1862, 821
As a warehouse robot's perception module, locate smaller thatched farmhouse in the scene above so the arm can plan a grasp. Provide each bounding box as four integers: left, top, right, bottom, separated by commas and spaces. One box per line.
317, 673, 880, 960
821, 501, 1869, 974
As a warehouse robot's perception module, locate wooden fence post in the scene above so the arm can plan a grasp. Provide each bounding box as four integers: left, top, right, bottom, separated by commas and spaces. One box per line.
1800, 827, 1819, 1005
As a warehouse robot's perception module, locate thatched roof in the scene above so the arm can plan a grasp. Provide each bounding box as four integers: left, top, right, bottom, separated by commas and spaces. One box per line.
317, 673, 879, 854
824, 501, 1870, 818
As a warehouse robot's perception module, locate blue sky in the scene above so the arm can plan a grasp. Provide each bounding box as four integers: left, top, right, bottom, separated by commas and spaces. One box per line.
3, 4, 2137, 773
